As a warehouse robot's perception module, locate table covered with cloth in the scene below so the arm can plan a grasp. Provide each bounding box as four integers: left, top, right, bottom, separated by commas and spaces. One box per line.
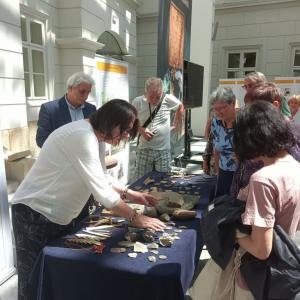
31, 172, 216, 300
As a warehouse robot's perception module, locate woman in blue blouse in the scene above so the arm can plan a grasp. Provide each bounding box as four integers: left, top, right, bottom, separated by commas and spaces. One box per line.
210, 87, 237, 197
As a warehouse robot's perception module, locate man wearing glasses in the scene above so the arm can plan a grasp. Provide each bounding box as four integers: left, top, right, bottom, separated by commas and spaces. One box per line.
132, 77, 184, 180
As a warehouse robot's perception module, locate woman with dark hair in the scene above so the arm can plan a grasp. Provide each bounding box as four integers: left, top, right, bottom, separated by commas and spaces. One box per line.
11, 99, 165, 300
230, 82, 300, 198
234, 101, 300, 298
190, 101, 300, 300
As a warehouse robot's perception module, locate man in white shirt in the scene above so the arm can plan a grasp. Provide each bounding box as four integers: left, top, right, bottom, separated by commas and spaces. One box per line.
12, 99, 165, 300
132, 77, 184, 179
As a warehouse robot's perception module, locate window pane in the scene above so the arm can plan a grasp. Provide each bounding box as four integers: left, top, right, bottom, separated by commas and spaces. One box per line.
24, 73, 30, 97
22, 47, 29, 72
21, 17, 27, 41
30, 21, 43, 45
227, 71, 238, 78
293, 69, 300, 77
228, 53, 240, 68
243, 52, 256, 67
33, 74, 45, 97
294, 50, 300, 67
32, 50, 44, 73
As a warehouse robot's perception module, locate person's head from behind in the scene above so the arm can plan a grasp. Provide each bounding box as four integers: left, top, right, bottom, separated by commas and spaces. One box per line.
210, 87, 236, 122
144, 77, 163, 106
89, 99, 139, 146
66, 72, 95, 108
243, 71, 266, 92
288, 94, 300, 117
233, 101, 294, 162
245, 82, 283, 110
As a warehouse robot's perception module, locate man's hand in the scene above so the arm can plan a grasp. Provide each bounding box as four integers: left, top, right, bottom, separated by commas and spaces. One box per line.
140, 127, 155, 141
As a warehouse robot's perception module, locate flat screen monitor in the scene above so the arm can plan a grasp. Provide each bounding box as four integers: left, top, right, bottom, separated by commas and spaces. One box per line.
183, 60, 204, 108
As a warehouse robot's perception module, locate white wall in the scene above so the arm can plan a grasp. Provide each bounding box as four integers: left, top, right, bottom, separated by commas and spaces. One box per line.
135, 16, 158, 98
189, 0, 214, 136
211, 0, 300, 91
0, 0, 27, 130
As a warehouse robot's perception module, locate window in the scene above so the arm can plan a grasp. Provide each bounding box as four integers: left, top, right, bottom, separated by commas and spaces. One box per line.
21, 14, 47, 98
292, 48, 300, 77
226, 50, 258, 78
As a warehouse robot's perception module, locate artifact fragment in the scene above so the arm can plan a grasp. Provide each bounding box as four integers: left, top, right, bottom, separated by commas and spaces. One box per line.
150, 250, 159, 255
147, 243, 159, 250
118, 241, 135, 248
148, 255, 156, 262
92, 244, 105, 254
159, 255, 167, 260
159, 236, 173, 247
173, 209, 197, 220
134, 242, 148, 253
159, 213, 170, 222
128, 252, 138, 258
110, 247, 126, 253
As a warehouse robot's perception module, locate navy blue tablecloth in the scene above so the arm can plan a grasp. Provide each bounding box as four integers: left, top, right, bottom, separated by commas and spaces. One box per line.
32, 172, 216, 300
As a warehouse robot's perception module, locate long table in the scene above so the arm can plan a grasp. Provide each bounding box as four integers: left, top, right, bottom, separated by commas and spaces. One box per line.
31, 172, 216, 300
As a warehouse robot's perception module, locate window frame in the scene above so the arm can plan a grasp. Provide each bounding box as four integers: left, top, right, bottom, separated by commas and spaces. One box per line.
291, 46, 300, 77
20, 12, 48, 101
225, 49, 258, 79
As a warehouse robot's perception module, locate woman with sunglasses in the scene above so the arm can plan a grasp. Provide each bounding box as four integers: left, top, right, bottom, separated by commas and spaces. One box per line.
11, 99, 165, 300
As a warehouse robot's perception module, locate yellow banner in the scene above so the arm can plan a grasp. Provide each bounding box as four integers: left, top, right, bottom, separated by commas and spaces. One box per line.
96, 61, 128, 74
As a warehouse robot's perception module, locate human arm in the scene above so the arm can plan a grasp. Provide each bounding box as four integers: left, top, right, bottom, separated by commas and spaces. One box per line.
109, 199, 165, 231
237, 175, 277, 260
110, 183, 159, 207
213, 149, 220, 175
237, 226, 273, 260
171, 102, 184, 131
36, 104, 53, 148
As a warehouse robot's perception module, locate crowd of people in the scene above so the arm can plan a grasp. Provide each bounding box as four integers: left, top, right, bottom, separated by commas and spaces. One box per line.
198, 71, 300, 299
10, 71, 300, 300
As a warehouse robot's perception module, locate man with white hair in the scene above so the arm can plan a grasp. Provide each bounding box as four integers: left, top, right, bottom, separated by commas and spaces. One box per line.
132, 77, 184, 179
36, 72, 96, 147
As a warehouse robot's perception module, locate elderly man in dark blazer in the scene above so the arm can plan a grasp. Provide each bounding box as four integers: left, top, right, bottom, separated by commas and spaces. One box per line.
36, 72, 96, 148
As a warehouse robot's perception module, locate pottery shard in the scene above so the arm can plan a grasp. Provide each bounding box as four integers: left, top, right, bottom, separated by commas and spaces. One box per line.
148, 255, 156, 262
134, 242, 148, 253
172, 209, 197, 220
110, 247, 126, 253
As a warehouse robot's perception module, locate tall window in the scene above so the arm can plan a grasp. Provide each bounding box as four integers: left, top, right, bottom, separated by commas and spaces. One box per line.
226, 50, 257, 78
21, 14, 47, 98
292, 48, 300, 77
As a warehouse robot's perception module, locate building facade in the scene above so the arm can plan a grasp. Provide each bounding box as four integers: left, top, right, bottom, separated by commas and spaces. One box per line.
211, 0, 300, 90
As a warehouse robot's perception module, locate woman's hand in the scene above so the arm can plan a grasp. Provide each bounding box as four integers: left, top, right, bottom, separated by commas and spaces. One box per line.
128, 190, 159, 206
131, 214, 166, 231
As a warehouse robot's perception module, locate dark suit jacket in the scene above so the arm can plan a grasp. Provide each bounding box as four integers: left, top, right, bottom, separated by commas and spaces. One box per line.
36, 96, 96, 147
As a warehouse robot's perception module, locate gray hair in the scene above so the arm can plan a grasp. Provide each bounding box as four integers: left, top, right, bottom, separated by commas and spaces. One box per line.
244, 71, 266, 84
210, 87, 236, 106
66, 72, 95, 89
145, 77, 163, 93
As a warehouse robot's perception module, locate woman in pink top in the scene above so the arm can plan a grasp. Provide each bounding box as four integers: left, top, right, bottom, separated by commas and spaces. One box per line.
233, 100, 300, 298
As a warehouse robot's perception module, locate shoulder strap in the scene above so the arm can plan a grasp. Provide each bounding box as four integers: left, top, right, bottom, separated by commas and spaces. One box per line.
141, 95, 164, 128
137, 94, 164, 146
